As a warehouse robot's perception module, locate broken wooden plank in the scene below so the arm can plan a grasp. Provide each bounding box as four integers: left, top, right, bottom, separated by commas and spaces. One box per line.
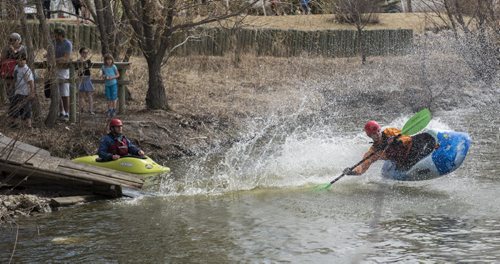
50, 195, 106, 207
0, 135, 50, 156
0, 150, 60, 171
58, 159, 143, 184
0, 134, 143, 197
55, 166, 142, 188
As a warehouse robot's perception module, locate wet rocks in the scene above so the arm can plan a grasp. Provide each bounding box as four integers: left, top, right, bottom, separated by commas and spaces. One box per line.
0, 194, 51, 224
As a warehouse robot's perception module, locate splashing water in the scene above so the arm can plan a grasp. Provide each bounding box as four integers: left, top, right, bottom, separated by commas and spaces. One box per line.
159, 105, 460, 196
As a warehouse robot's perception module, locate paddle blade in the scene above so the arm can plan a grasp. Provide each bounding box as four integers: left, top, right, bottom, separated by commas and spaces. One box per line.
401, 108, 432, 136
313, 183, 332, 191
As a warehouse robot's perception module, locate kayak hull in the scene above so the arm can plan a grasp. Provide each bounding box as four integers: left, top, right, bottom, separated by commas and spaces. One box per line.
381, 130, 471, 181
72, 155, 170, 176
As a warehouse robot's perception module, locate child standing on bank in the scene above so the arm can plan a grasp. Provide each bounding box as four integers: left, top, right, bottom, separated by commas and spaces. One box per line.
101, 53, 119, 117
8, 55, 35, 129
77, 47, 94, 115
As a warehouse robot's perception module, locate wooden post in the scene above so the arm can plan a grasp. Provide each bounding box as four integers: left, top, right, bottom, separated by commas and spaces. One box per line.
69, 64, 77, 123
118, 67, 126, 114
83, 25, 91, 50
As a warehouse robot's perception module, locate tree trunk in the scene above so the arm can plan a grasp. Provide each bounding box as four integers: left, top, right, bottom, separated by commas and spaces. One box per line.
145, 57, 168, 110
357, 28, 366, 64
93, 0, 110, 55
102, 0, 117, 57
36, 1, 59, 127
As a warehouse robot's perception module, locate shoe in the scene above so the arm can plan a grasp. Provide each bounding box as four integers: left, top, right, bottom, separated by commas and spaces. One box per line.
63, 114, 69, 121
89, 111, 95, 115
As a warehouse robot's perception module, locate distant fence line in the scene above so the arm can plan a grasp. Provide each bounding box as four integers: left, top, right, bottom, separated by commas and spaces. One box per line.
3, 22, 413, 58
20, 22, 101, 51
172, 27, 414, 57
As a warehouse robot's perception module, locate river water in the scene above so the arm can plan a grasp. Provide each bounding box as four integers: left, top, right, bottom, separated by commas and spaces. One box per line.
1, 105, 499, 263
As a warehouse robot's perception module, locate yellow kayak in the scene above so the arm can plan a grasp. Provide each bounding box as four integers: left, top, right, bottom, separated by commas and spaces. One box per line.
72, 155, 170, 177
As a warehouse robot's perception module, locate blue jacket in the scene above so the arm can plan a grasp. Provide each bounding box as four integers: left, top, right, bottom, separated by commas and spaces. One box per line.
98, 133, 141, 161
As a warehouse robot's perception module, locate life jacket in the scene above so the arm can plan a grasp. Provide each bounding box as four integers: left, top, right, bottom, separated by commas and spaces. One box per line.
107, 134, 129, 156
374, 127, 412, 166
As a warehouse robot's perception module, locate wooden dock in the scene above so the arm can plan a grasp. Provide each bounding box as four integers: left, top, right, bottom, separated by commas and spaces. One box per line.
0, 133, 144, 204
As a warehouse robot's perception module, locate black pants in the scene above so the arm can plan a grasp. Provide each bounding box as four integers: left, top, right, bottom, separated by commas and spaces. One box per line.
398, 133, 436, 171
72, 0, 82, 16
8, 94, 32, 120
43, 0, 51, 19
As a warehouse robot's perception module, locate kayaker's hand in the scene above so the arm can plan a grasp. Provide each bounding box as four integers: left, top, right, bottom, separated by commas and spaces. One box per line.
112, 154, 120, 160
138, 150, 145, 156
343, 167, 357, 176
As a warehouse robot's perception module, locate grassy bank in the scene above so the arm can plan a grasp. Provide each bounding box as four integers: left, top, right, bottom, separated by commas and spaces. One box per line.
238, 13, 432, 33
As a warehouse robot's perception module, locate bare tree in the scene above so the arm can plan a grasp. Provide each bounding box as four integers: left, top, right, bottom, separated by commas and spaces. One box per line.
332, 0, 380, 64
82, 0, 128, 58
422, 0, 499, 84
120, 0, 257, 110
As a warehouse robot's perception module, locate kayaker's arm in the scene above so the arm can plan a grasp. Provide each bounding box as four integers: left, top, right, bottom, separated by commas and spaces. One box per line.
126, 138, 144, 157
98, 136, 114, 161
351, 147, 383, 175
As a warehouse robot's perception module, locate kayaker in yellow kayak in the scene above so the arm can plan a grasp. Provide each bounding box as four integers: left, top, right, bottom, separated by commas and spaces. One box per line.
98, 118, 145, 161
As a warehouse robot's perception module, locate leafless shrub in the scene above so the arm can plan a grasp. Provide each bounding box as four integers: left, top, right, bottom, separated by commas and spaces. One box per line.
421, 0, 499, 85
329, 0, 380, 64
331, 0, 380, 24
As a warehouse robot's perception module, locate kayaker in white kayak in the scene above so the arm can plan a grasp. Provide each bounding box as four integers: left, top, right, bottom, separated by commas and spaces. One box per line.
98, 118, 145, 161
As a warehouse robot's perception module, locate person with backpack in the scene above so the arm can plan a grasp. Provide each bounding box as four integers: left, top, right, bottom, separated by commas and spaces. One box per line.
0, 33, 27, 104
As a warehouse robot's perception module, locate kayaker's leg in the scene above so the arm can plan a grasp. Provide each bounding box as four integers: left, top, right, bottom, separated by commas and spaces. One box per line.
400, 133, 436, 170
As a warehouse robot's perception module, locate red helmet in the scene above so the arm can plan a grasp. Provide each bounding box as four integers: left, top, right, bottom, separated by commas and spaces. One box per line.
364, 120, 381, 136
109, 118, 123, 128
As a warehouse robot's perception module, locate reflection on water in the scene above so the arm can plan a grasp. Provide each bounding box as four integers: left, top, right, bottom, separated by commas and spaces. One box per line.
367, 216, 500, 263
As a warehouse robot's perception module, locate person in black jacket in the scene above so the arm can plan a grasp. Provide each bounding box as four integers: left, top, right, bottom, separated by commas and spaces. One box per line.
43, 0, 51, 19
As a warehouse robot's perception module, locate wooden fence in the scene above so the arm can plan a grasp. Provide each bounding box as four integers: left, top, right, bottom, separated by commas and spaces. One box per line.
172, 27, 414, 57
3, 22, 413, 58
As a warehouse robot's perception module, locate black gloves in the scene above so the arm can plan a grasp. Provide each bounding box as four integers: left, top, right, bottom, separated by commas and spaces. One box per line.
343, 167, 357, 175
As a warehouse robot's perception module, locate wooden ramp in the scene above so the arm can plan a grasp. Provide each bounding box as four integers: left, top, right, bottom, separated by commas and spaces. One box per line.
0, 133, 144, 198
